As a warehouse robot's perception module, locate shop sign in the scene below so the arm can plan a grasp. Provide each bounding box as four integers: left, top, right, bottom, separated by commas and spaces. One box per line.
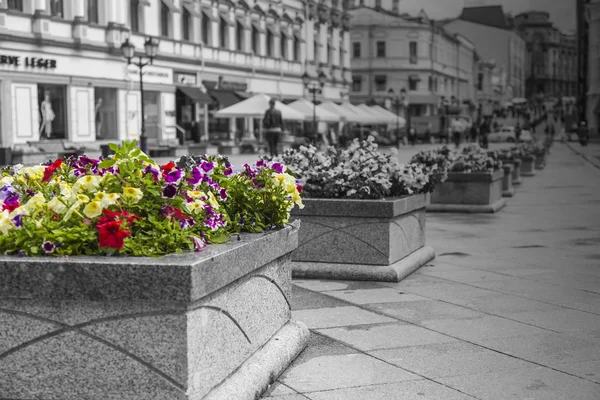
0, 53, 57, 69
201, 73, 248, 91
174, 72, 197, 85
127, 65, 173, 85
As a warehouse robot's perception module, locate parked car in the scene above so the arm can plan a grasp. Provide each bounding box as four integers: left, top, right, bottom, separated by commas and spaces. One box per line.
488, 126, 533, 143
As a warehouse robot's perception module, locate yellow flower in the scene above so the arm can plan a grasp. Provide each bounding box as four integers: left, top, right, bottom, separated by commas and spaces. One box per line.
0, 210, 14, 235
207, 191, 219, 209
9, 206, 28, 219
185, 200, 206, 214
76, 194, 90, 203
23, 193, 45, 213
292, 192, 305, 209
94, 192, 106, 202
122, 187, 143, 204
0, 176, 14, 187
83, 201, 103, 218
74, 175, 101, 192
272, 195, 277, 201
187, 190, 205, 199
102, 193, 120, 208
63, 201, 81, 222
47, 197, 67, 214
19, 166, 45, 180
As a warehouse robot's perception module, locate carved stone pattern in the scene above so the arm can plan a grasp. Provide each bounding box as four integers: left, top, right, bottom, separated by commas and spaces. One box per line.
331, 9, 341, 28
318, 4, 330, 24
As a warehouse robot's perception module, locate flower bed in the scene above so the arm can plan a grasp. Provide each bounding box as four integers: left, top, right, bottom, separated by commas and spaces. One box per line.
275, 137, 436, 282
497, 148, 522, 185
0, 141, 309, 399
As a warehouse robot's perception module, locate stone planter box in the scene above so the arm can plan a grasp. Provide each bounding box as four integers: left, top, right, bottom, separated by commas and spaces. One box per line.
502, 164, 516, 197
534, 153, 546, 169
509, 159, 523, 185
0, 223, 308, 400
427, 169, 507, 213
290, 194, 435, 282
521, 155, 537, 177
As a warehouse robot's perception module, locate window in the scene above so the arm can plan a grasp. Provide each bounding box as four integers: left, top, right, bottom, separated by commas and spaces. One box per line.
409, 41, 418, 64
130, 0, 141, 33
251, 26, 259, 53
352, 76, 362, 92
266, 29, 273, 57
327, 44, 332, 64
182, 8, 191, 41
280, 33, 287, 59
409, 77, 418, 91
219, 17, 228, 48
374, 75, 387, 91
202, 13, 210, 44
49, 0, 63, 18
353, 42, 361, 58
160, 2, 170, 37
428, 76, 433, 91
236, 22, 244, 51
293, 36, 299, 61
86, 0, 99, 23
314, 39, 318, 62
7, 0, 23, 11
376, 41, 385, 57
477, 73, 483, 90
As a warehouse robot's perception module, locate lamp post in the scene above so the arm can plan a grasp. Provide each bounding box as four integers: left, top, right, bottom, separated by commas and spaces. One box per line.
302, 70, 327, 143
387, 88, 404, 147
120, 36, 159, 155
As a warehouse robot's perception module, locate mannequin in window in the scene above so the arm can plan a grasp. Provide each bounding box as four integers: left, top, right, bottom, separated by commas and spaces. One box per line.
95, 98, 104, 139
39, 91, 55, 140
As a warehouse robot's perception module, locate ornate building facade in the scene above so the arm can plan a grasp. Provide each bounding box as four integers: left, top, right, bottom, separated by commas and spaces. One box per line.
0, 0, 351, 148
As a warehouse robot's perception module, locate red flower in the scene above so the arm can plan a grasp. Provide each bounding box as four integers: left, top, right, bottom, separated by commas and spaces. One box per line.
160, 162, 176, 173
2, 202, 20, 213
98, 210, 139, 226
42, 159, 63, 183
97, 220, 131, 249
162, 205, 190, 221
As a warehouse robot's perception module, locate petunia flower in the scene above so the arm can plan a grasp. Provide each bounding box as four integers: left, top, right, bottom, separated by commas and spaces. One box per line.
11, 214, 23, 228
186, 167, 203, 185
188, 235, 207, 252
164, 168, 183, 184
97, 220, 131, 249
42, 159, 62, 183
122, 187, 143, 203
200, 160, 214, 173
42, 241, 55, 254
144, 165, 160, 180
271, 162, 284, 173
162, 184, 177, 199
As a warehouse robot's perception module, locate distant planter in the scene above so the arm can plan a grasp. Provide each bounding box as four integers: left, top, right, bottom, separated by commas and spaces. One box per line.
521, 155, 537, 176
291, 194, 435, 282
427, 169, 506, 213
534, 153, 546, 169
502, 164, 516, 197
11, 151, 57, 165
0, 223, 308, 400
508, 159, 523, 185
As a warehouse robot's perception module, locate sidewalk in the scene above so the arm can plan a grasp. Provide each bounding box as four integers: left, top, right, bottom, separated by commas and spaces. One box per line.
262, 143, 600, 399
564, 142, 600, 170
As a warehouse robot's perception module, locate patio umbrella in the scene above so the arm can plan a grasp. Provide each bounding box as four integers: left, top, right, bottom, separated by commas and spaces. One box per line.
340, 102, 380, 124
357, 104, 397, 125
287, 98, 340, 122
214, 93, 305, 121
370, 105, 406, 128
320, 101, 362, 123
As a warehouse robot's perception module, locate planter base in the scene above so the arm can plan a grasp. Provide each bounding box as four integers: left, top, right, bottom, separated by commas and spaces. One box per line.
426, 198, 507, 213
204, 320, 309, 400
513, 178, 523, 185
502, 187, 516, 197
292, 246, 436, 282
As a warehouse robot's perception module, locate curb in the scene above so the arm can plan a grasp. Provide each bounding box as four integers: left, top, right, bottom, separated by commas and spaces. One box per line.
565, 142, 600, 170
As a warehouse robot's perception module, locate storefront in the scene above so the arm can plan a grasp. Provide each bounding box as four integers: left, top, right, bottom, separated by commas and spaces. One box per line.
174, 70, 213, 143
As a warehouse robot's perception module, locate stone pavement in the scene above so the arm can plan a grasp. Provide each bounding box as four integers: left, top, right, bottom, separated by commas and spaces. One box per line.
261, 143, 600, 400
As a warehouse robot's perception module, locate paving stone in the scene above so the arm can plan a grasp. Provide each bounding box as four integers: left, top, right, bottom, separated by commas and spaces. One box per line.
370, 341, 534, 379
306, 380, 474, 400
438, 366, 600, 400
321, 288, 430, 305
291, 286, 348, 311
551, 360, 600, 384
366, 300, 486, 324
418, 264, 515, 283
279, 353, 419, 393
262, 381, 297, 397
503, 308, 600, 334
262, 395, 309, 400
292, 280, 387, 292
317, 323, 457, 351
292, 306, 395, 329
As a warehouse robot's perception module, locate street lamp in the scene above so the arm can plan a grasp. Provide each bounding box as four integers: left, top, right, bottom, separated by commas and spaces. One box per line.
120, 36, 159, 154
388, 88, 409, 147
302, 70, 327, 143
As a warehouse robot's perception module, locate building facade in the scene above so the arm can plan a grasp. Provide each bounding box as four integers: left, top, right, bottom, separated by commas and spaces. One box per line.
512, 11, 577, 101
587, 0, 600, 134
442, 5, 527, 104
0, 0, 351, 148
348, 6, 478, 118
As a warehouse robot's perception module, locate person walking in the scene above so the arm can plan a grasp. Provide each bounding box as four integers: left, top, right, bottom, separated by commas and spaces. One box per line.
515, 122, 522, 143
409, 124, 416, 146
578, 121, 589, 147
470, 124, 478, 143
481, 121, 489, 149
263, 98, 283, 156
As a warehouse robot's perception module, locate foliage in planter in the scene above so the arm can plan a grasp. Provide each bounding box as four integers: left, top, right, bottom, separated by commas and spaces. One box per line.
497, 148, 520, 162
520, 141, 546, 158
274, 136, 432, 200
409, 146, 453, 192
0, 141, 302, 257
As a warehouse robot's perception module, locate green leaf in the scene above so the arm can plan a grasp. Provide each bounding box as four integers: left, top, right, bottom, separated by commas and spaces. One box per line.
108, 143, 119, 152
98, 159, 116, 169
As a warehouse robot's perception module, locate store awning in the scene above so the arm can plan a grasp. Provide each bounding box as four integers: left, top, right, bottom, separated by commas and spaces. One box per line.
235, 91, 250, 99
177, 86, 213, 105
161, 0, 179, 13
209, 89, 243, 108
320, 101, 361, 123
340, 103, 381, 124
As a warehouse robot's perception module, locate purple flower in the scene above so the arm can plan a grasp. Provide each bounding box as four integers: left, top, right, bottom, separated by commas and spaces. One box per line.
0, 184, 17, 201
180, 218, 195, 229
200, 160, 214, 173
26, 189, 35, 197
256, 160, 266, 168
11, 214, 23, 228
186, 167, 202, 185
219, 188, 228, 200
42, 241, 55, 254
188, 235, 207, 252
165, 168, 183, 184
144, 165, 160, 180
17, 250, 25, 258
224, 167, 233, 176
271, 162, 284, 173
162, 184, 178, 199
239, 216, 245, 226
72, 168, 86, 178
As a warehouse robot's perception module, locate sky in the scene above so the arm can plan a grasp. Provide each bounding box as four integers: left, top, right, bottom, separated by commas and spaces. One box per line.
398, 0, 577, 32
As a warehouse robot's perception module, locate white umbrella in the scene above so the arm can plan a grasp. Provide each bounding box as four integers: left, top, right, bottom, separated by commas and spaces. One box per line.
340, 102, 380, 124
287, 98, 340, 122
357, 104, 398, 125
214, 93, 305, 121
370, 105, 406, 128
320, 101, 363, 123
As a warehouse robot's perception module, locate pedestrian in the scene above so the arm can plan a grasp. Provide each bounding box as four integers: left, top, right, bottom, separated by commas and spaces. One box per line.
515, 122, 522, 143
481, 123, 489, 149
451, 121, 461, 149
578, 121, 589, 147
470, 124, 478, 143
263, 98, 283, 156
409, 124, 416, 146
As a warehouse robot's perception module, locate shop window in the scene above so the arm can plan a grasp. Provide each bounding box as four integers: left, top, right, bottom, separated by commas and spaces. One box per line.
266, 29, 273, 57
280, 33, 287, 59
87, 0, 99, 23
94, 88, 118, 140
409, 77, 418, 91
38, 84, 67, 140
352, 76, 362, 92
409, 41, 418, 64
7, 0, 23, 12
130, 0, 142, 33
374, 75, 386, 91
353, 42, 360, 58
236, 22, 244, 51
182, 8, 191, 41
201, 13, 210, 44
251, 26, 259, 53
220, 17, 228, 48
376, 41, 385, 57
49, 0, 64, 18
160, 1, 171, 37
293, 36, 299, 61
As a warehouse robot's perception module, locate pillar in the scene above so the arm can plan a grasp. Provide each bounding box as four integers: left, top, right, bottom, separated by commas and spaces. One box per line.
72, 0, 84, 18
259, 19, 266, 56
34, 0, 46, 12
228, 11, 236, 50
319, 23, 327, 64
211, 5, 219, 48
332, 27, 340, 67
342, 30, 350, 69
306, 20, 315, 63
0, 79, 13, 148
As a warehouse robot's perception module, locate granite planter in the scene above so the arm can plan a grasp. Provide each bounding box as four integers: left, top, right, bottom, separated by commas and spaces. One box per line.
521, 155, 537, 177
0, 222, 308, 400
427, 169, 507, 213
508, 159, 523, 185
502, 164, 516, 197
534, 153, 546, 169
290, 194, 435, 282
